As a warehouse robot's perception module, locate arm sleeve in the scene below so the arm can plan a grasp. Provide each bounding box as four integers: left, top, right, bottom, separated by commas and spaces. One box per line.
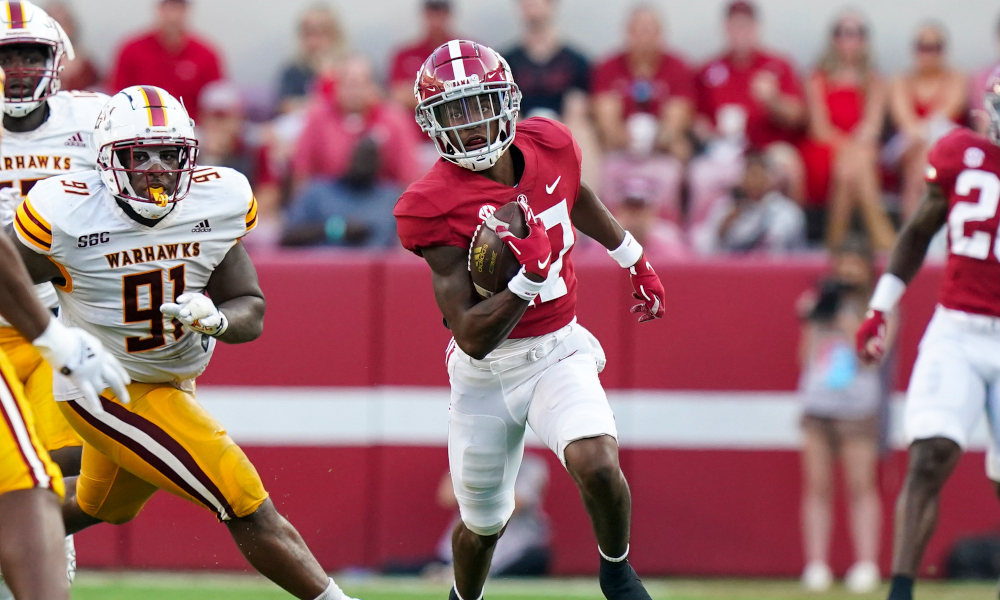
925, 132, 963, 192
14, 196, 53, 255
778, 59, 804, 99
388, 49, 410, 84
670, 58, 697, 102
109, 43, 133, 93
394, 192, 465, 255
590, 58, 614, 94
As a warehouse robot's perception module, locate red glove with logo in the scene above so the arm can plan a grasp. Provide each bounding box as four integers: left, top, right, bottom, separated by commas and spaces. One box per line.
489, 198, 553, 281
855, 310, 887, 364
629, 255, 665, 322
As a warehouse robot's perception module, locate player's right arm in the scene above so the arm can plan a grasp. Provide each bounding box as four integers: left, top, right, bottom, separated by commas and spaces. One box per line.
424, 245, 533, 361
856, 181, 948, 363
8, 187, 130, 408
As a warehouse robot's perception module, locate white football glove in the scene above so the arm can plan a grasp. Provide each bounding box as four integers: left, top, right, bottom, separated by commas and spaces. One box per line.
32, 318, 131, 412
160, 292, 228, 337
0, 187, 20, 227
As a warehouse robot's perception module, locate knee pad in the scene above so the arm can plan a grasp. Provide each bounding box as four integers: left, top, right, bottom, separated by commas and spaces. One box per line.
459, 491, 514, 537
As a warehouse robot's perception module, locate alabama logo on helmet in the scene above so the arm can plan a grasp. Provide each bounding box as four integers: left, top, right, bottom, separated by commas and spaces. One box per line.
414, 40, 521, 172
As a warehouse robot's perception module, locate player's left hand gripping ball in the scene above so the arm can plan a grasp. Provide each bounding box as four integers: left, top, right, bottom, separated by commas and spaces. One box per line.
629, 256, 665, 322
161, 293, 229, 337
490, 198, 552, 281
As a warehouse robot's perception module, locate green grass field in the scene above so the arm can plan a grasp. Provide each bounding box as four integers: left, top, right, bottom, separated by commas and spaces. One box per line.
69, 572, 998, 600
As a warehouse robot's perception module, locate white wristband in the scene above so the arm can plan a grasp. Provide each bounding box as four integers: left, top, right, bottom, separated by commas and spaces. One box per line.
608, 231, 643, 268
507, 268, 545, 301
869, 273, 906, 313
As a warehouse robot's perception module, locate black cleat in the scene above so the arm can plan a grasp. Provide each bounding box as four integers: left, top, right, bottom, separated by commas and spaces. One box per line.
599, 557, 652, 600
449, 588, 460, 600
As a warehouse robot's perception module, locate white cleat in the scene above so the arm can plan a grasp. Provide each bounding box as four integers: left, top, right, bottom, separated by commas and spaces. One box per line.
801, 561, 833, 592
65, 534, 77, 584
844, 561, 880, 594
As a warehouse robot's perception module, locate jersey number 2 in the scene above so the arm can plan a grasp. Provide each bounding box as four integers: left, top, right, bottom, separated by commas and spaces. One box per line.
123, 266, 186, 353
951, 169, 1000, 260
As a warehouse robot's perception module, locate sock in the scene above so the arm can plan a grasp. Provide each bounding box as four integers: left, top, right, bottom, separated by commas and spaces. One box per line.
451, 585, 484, 600
313, 578, 346, 600
886, 575, 914, 600
599, 544, 630, 563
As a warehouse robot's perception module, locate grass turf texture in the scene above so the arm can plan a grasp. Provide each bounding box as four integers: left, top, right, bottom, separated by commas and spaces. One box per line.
71, 572, 997, 600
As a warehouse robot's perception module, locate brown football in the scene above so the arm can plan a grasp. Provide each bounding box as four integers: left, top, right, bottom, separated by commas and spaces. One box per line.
469, 201, 528, 298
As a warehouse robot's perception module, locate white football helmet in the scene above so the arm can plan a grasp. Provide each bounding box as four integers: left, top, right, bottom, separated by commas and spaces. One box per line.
93, 86, 199, 219
0, 0, 74, 118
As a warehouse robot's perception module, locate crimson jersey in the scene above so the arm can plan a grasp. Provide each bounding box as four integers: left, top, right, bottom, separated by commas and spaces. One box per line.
395, 117, 582, 338
926, 127, 1000, 318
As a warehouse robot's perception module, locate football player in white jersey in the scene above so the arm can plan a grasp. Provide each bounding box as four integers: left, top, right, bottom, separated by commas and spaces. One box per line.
12, 86, 357, 600
0, 0, 108, 475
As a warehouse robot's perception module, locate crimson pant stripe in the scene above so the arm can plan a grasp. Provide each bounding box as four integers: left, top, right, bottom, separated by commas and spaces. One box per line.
0, 366, 45, 487
140, 86, 167, 127
67, 398, 234, 520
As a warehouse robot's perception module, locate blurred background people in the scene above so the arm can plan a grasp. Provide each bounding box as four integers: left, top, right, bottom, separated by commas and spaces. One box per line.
800, 12, 894, 251
292, 55, 422, 193
604, 176, 689, 260
691, 151, 805, 254
503, 0, 601, 186
45, 1, 99, 91
437, 452, 552, 577
796, 239, 894, 593
593, 5, 693, 230
592, 5, 694, 160
387, 0, 457, 169
281, 137, 400, 248
275, 3, 347, 115
690, 0, 807, 223
888, 22, 967, 217
197, 81, 255, 178
110, 0, 224, 122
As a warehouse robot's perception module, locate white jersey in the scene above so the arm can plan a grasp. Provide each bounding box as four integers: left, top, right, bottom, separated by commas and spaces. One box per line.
14, 167, 259, 383
0, 90, 109, 320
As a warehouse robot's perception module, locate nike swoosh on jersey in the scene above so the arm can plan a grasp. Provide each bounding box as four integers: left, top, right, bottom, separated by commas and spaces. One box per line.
545, 176, 561, 194
537, 255, 551, 270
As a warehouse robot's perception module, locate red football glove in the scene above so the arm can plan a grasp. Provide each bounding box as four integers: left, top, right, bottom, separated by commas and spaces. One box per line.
628, 255, 665, 322
489, 198, 553, 281
856, 310, 887, 364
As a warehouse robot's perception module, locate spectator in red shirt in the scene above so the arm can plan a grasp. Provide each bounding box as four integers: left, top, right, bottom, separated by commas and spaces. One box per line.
592, 5, 694, 159
688, 0, 807, 228
593, 6, 692, 231
109, 0, 223, 122
387, 0, 455, 115
45, 1, 99, 91
695, 0, 806, 150
292, 55, 422, 191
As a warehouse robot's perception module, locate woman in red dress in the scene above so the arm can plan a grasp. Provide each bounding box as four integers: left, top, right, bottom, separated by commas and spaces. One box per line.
889, 23, 967, 217
802, 12, 892, 250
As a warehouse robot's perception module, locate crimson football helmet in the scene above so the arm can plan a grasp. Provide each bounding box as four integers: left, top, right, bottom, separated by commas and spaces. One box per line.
414, 40, 521, 171
985, 66, 1000, 144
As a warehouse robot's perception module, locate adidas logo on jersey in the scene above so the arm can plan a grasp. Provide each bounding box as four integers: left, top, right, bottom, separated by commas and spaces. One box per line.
64, 133, 87, 148
191, 219, 212, 233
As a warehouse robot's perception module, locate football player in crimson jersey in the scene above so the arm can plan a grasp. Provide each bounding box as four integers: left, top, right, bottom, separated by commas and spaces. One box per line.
856, 68, 1000, 600
394, 41, 665, 600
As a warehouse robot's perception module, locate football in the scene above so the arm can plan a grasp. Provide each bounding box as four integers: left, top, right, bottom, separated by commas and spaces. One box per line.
469, 201, 528, 298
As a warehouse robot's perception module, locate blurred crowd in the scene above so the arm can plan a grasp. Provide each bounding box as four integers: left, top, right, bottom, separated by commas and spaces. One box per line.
44, 0, 1000, 255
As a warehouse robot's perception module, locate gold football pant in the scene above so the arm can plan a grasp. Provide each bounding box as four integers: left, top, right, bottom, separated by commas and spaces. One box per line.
0, 326, 83, 452
59, 382, 268, 524
0, 343, 63, 498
